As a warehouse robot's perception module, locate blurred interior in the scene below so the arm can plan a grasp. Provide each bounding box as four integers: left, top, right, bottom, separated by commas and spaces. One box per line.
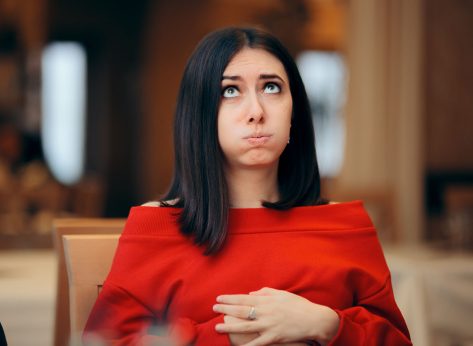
0, 0, 472, 345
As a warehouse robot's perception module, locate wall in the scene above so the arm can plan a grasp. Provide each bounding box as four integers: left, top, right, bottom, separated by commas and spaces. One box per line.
425, 0, 473, 171
138, 0, 346, 201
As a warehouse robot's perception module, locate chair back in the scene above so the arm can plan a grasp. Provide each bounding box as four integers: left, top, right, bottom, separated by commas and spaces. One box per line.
53, 218, 125, 346
63, 234, 120, 344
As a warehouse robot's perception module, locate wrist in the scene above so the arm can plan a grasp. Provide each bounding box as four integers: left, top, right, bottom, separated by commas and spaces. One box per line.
308, 306, 340, 346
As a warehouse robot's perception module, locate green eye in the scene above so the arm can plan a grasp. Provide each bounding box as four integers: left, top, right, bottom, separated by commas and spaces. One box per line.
264, 83, 281, 94
222, 86, 240, 98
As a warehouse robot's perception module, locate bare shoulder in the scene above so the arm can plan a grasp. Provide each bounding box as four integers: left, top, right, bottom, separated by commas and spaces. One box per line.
141, 201, 161, 207
141, 198, 179, 207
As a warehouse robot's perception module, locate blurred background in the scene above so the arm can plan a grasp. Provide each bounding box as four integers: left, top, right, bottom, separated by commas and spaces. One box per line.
0, 0, 472, 345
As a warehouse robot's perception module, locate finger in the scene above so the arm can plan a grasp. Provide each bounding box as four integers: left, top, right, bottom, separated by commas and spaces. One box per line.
249, 287, 277, 296
216, 294, 259, 305
249, 291, 268, 296
215, 321, 261, 334
223, 315, 247, 323
214, 304, 253, 319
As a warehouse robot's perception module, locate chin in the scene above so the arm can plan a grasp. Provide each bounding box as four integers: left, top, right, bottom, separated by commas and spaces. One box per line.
240, 157, 279, 169
225, 148, 282, 170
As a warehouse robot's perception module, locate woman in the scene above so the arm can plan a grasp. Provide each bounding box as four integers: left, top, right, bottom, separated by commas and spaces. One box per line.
84, 27, 411, 346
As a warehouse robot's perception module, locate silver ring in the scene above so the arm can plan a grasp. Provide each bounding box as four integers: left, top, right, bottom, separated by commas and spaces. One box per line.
248, 306, 257, 320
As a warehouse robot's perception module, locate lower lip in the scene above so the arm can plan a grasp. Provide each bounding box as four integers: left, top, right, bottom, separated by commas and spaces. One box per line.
246, 136, 271, 145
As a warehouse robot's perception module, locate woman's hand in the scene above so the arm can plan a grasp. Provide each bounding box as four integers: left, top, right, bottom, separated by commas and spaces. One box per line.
214, 287, 340, 346
224, 315, 306, 346
224, 315, 259, 346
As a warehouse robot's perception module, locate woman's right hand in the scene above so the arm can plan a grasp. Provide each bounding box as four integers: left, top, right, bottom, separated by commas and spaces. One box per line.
226, 315, 258, 345
225, 316, 309, 346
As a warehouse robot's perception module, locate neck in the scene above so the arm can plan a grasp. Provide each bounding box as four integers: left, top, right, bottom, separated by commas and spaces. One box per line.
224, 164, 280, 208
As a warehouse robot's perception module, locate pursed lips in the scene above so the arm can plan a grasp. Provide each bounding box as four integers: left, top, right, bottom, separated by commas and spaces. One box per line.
243, 133, 273, 145
243, 133, 272, 139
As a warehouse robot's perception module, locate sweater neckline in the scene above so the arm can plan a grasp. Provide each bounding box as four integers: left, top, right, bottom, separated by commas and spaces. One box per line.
123, 200, 373, 235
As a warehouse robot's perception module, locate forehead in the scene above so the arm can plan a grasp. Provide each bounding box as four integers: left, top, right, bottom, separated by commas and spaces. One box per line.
223, 48, 287, 77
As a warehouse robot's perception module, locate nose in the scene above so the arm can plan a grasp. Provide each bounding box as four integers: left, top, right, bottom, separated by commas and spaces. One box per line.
247, 94, 264, 124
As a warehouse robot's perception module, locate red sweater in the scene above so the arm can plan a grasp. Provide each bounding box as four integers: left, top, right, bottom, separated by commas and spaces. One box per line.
84, 201, 411, 345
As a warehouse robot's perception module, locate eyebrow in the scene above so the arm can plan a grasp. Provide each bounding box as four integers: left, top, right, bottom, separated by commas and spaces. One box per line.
221, 74, 285, 82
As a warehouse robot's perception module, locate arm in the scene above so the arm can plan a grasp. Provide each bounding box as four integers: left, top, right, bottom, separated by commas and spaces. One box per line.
214, 283, 411, 346
83, 282, 231, 346
214, 288, 339, 346
328, 276, 411, 346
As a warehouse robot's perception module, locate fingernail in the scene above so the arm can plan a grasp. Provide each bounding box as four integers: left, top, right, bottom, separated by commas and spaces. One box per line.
212, 304, 219, 312
216, 296, 223, 302
215, 324, 223, 332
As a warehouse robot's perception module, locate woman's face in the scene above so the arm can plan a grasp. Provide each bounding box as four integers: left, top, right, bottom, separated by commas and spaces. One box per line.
217, 48, 292, 170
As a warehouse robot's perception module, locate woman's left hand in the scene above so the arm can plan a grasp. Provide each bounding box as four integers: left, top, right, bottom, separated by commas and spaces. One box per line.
213, 287, 340, 346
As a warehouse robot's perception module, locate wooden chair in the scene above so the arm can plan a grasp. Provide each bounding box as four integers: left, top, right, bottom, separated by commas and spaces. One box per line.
53, 219, 125, 346
63, 234, 121, 345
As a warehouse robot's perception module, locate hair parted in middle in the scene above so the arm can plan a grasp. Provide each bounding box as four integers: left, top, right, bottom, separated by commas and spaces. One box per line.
160, 26, 327, 255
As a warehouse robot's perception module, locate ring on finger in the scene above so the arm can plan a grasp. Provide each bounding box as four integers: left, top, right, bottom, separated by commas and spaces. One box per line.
247, 306, 257, 320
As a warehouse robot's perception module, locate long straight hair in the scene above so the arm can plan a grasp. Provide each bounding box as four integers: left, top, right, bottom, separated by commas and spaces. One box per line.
161, 27, 327, 255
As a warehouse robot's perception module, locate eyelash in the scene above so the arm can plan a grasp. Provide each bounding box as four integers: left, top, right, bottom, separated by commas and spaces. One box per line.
221, 82, 282, 98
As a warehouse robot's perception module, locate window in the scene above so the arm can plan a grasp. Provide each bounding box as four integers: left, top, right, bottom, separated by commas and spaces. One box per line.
297, 51, 346, 177
41, 42, 87, 185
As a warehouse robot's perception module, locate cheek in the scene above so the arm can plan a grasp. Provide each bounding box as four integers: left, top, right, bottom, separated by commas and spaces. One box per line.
285, 97, 293, 122
274, 102, 292, 148
274, 100, 293, 132
217, 109, 236, 151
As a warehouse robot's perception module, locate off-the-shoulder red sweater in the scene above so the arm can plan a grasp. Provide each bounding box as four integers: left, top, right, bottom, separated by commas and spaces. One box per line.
84, 201, 411, 345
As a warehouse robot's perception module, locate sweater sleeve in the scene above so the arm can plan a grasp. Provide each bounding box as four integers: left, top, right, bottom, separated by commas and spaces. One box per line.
328, 276, 411, 346
83, 282, 231, 346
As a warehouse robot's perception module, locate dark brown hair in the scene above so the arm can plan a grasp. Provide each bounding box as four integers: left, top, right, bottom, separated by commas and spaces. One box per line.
161, 27, 326, 255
